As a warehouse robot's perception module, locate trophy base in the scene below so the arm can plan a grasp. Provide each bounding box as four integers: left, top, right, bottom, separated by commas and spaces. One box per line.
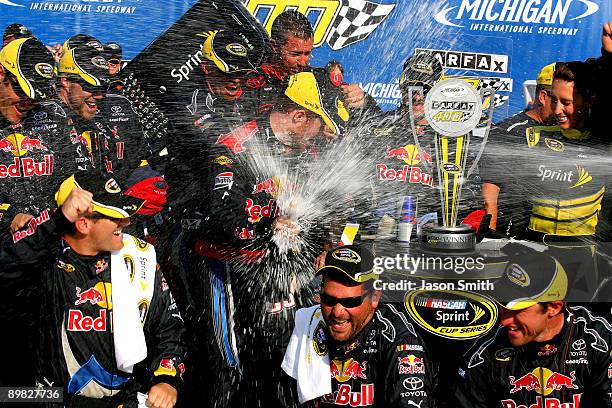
422, 224, 476, 253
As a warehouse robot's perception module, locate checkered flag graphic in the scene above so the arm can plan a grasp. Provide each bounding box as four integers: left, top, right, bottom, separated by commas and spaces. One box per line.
476, 77, 509, 108
327, 0, 396, 50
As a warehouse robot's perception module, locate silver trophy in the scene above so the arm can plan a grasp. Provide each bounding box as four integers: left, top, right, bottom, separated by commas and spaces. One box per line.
408, 78, 495, 252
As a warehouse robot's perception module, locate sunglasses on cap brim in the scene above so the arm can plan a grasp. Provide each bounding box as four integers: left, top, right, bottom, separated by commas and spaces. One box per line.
319, 291, 372, 308
67, 75, 108, 95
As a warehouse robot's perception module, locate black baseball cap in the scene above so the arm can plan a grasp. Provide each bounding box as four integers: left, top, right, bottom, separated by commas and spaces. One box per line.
3, 23, 33, 43
492, 244, 568, 310
400, 53, 443, 93
0, 37, 56, 100
284, 67, 350, 135
316, 245, 376, 283
58, 34, 110, 88
55, 172, 144, 219
104, 42, 122, 62
199, 29, 256, 74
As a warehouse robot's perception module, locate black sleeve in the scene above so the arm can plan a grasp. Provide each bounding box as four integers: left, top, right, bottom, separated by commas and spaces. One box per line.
145, 268, 187, 391
0, 208, 69, 272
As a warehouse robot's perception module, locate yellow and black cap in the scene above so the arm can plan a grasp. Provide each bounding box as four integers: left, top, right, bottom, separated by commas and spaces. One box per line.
400, 53, 443, 94
200, 29, 255, 74
493, 245, 567, 310
316, 245, 376, 283
284, 67, 350, 135
55, 172, 144, 219
536, 63, 556, 89
0, 37, 55, 100
3, 23, 33, 44
58, 34, 110, 88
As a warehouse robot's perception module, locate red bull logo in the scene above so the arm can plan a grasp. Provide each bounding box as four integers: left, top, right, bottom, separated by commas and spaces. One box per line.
67, 309, 110, 332
20, 137, 47, 152
245, 198, 278, 223
0, 134, 48, 156
74, 287, 104, 305
509, 368, 578, 395
333, 384, 374, 407
0, 138, 14, 152
330, 359, 368, 383
501, 393, 582, 408
397, 355, 425, 375
0, 156, 54, 178
252, 177, 280, 197
385, 145, 433, 165
376, 164, 434, 186
12, 210, 50, 243
509, 373, 541, 393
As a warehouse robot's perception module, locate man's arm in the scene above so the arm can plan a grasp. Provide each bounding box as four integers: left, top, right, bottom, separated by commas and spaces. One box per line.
0, 188, 92, 271
144, 271, 187, 408
482, 182, 500, 230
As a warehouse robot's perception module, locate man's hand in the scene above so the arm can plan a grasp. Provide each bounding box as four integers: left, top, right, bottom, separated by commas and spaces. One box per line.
10, 213, 34, 233
146, 382, 177, 408
603, 21, 612, 53
341, 83, 366, 108
61, 188, 93, 223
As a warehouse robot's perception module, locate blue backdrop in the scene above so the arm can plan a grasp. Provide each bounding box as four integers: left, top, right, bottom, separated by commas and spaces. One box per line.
1, 0, 610, 122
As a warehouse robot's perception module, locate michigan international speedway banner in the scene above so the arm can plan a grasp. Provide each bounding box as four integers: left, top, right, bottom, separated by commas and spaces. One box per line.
1, 0, 611, 122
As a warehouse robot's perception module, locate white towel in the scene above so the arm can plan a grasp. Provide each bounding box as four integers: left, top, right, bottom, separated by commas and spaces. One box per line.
281, 305, 331, 403
110, 235, 154, 373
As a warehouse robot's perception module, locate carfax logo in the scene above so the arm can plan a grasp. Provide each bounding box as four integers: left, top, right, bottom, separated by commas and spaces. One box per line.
243, 0, 396, 49
434, 0, 599, 36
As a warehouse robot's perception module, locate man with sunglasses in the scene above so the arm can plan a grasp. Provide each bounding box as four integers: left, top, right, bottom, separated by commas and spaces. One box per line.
57, 35, 168, 221
294, 245, 436, 407
0, 171, 186, 408
0, 36, 98, 387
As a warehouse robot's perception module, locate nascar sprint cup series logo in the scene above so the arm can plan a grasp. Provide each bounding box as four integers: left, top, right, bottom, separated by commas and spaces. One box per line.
243, 0, 396, 49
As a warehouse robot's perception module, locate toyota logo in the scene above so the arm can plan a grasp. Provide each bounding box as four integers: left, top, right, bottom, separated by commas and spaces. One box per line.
572, 339, 586, 351
111, 106, 122, 113
34, 111, 47, 121
402, 377, 424, 391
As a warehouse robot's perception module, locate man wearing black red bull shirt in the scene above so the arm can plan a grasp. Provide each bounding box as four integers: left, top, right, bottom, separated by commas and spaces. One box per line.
57, 34, 167, 222
284, 245, 436, 407
359, 53, 443, 238
455, 244, 612, 408
0, 173, 186, 408
0, 35, 86, 234
171, 68, 348, 407
0, 35, 89, 387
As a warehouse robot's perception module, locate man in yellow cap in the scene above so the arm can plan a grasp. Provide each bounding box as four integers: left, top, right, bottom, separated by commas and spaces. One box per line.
0, 172, 186, 408
481, 61, 557, 231
164, 67, 348, 406
455, 245, 612, 408
57, 34, 168, 223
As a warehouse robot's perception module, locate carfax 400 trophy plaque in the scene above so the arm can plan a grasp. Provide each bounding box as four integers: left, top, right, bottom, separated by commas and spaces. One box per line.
409, 78, 495, 253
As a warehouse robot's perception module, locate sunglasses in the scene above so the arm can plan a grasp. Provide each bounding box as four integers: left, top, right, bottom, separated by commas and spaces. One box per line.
68, 75, 108, 95
107, 59, 121, 65
320, 291, 371, 308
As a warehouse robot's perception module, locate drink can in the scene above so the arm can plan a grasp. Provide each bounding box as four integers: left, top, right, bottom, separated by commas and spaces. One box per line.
398, 196, 417, 242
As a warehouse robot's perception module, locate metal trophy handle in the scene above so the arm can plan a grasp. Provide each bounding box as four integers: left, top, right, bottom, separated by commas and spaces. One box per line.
417, 78, 494, 252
